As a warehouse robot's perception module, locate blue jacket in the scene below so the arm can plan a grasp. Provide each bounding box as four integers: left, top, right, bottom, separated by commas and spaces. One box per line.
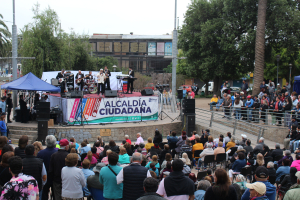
99, 164, 123, 199
245, 99, 254, 107
241, 181, 276, 200
145, 161, 160, 169
82, 168, 95, 196
0, 101, 6, 113
167, 136, 178, 144
80, 146, 91, 155
217, 99, 224, 105
0, 121, 6, 132
232, 159, 246, 172
231, 96, 235, 105
37, 147, 58, 173
149, 168, 159, 177
194, 190, 206, 200
276, 166, 290, 182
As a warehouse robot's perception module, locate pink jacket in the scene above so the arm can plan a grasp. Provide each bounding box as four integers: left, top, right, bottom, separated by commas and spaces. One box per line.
84, 156, 97, 165
291, 160, 300, 171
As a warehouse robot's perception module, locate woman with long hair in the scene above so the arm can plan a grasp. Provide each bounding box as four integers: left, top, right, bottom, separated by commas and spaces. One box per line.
33, 141, 43, 156
153, 129, 162, 144
145, 155, 160, 169
84, 151, 97, 165
234, 97, 243, 120
204, 168, 237, 200
118, 147, 130, 164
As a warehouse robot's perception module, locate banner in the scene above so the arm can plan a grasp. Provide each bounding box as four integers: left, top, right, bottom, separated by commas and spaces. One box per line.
67, 96, 159, 124
148, 42, 156, 56
165, 42, 172, 56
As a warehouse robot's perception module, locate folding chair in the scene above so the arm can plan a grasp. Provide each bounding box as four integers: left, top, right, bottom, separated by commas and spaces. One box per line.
269, 176, 276, 185
241, 166, 252, 183
228, 147, 238, 157
197, 171, 207, 181
203, 155, 215, 171
215, 153, 226, 169
194, 150, 203, 160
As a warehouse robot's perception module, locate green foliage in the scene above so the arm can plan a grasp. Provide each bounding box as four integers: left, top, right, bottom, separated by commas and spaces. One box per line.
19, 4, 95, 77
95, 56, 119, 72
0, 13, 11, 57
163, 62, 172, 73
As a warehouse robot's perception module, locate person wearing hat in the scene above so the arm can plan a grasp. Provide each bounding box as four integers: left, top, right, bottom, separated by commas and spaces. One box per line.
246, 182, 269, 200
283, 171, 300, 200
240, 134, 247, 146
241, 166, 276, 200
49, 138, 70, 200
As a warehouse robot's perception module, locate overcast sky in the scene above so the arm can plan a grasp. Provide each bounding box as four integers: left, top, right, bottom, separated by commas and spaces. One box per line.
1, 0, 191, 36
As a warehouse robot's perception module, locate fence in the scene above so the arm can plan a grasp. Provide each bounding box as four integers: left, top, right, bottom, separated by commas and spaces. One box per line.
195, 107, 267, 143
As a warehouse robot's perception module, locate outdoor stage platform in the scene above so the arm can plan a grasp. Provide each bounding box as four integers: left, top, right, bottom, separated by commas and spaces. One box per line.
48, 92, 160, 125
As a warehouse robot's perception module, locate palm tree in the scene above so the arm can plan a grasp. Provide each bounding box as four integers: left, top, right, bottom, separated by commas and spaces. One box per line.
0, 14, 11, 55
252, 0, 267, 95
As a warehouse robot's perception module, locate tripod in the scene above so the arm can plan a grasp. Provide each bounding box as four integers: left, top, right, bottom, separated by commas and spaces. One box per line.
73, 91, 88, 126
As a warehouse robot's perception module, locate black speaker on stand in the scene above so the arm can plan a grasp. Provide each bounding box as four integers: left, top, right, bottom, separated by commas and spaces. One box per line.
105, 90, 118, 97
141, 89, 154, 96
36, 102, 50, 144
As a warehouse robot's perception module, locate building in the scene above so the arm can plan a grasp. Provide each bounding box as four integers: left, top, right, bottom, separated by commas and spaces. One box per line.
89, 33, 173, 75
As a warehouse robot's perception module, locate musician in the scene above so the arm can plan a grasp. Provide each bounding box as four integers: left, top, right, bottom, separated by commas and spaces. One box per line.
85, 71, 94, 80
97, 69, 106, 96
127, 67, 134, 94
104, 66, 111, 90
56, 69, 65, 93
6, 93, 12, 123
75, 70, 85, 91
19, 95, 28, 123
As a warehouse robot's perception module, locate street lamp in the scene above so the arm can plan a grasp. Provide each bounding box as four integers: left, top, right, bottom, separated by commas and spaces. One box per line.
276, 55, 280, 85
289, 63, 292, 89
113, 65, 117, 72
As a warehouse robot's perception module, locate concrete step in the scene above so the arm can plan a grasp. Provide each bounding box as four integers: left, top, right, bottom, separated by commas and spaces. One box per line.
7, 126, 38, 131
9, 130, 38, 136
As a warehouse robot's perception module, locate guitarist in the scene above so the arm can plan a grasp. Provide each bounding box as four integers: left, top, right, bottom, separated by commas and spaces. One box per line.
104, 66, 111, 90
56, 69, 65, 93
127, 67, 134, 94
75, 70, 85, 91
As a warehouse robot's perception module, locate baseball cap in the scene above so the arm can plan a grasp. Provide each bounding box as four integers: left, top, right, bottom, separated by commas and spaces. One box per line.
255, 166, 269, 178
93, 163, 106, 173
247, 95, 251, 98
246, 182, 266, 195
59, 139, 69, 146
295, 171, 300, 180
241, 134, 247, 139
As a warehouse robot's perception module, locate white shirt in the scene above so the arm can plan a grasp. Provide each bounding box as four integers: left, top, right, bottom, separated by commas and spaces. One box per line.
157, 179, 190, 200
97, 72, 105, 83
200, 148, 214, 160
116, 164, 151, 184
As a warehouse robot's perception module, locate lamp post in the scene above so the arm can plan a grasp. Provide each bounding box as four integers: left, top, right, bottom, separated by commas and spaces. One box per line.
276, 55, 280, 85
289, 63, 292, 90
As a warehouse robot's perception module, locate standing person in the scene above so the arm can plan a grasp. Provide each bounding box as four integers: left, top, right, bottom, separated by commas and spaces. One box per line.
245, 95, 254, 121
116, 152, 152, 200
127, 67, 135, 94
37, 135, 58, 200
273, 97, 283, 126
61, 153, 86, 200
221, 94, 232, 118
75, 70, 85, 91
56, 69, 66, 93
168, 89, 172, 104
252, 95, 261, 122
49, 139, 69, 200
22, 144, 47, 196
234, 97, 243, 120
0, 96, 6, 114
0, 156, 39, 199
19, 95, 28, 123
157, 159, 195, 200
241, 80, 248, 95
99, 152, 123, 200
5, 93, 12, 123
81, 159, 95, 198
0, 113, 7, 137
153, 129, 163, 144
204, 168, 237, 200
14, 135, 28, 159
104, 66, 111, 90
97, 69, 106, 96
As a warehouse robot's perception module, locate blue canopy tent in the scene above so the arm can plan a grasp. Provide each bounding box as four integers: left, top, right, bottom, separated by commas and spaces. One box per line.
1, 72, 60, 92
293, 75, 300, 95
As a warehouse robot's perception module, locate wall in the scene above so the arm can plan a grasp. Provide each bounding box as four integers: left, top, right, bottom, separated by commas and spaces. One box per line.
48, 122, 182, 143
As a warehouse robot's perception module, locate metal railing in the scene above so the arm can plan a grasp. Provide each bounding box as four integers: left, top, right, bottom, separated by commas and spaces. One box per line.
195, 107, 267, 143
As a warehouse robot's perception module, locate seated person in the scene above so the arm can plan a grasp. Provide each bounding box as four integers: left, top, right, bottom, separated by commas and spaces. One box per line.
276, 158, 291, 182
145, 138, 154, 152
266, 161, 276, 177
118, 147, 130, 164
181, 158, 191, 174
192, 138, 204, 158
229, 152, 246, 182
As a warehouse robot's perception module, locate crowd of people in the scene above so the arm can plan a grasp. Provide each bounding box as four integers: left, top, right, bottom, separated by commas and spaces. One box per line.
0, 128, 300, 200
210, 81, 298, 126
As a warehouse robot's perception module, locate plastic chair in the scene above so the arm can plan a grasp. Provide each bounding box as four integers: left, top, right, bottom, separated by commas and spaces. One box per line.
203, 155, 215, 171
197, 171, 207, 180
215, 153, 226, 168
241, 166, 252, 183
228, 147, 238, 157
194, 150, 203, 159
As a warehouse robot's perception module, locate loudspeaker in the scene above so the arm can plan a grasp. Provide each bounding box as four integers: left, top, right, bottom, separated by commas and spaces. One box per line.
71, 91, 83, 98
36, 102, 50, 121
105, 90, 118, 97
177, 89, 183, 99
182, 99, 195, 114
186, 114, 195, 137
51, 78, 59, 86
141, 89, 154, 96
38, 121, 48, 145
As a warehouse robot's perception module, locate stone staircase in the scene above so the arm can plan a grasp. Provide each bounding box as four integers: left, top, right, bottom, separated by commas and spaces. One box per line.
8, 125, 38, 145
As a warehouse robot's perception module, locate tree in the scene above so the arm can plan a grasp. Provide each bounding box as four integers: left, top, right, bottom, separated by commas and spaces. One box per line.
0, 14, 11, 57
253, 0, 268, 95
96, 56, 118, 72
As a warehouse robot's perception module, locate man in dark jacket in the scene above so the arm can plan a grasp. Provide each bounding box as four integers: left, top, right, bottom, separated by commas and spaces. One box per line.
19, 95, 28, 123
117, 152, 151, 200
87, 163, 105, 191
49, 139, 69, 200
22, 144, 47, 193
37, 135, 58, 200
157, 159, 195, 199
137, 177, 166, 200
271, 143, 283, 161
6, 93, 12, 123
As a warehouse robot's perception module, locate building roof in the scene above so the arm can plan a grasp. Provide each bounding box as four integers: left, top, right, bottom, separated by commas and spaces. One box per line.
91, 33, 172, 40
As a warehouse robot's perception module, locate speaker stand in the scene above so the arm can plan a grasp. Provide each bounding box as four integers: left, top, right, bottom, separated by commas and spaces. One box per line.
72, 95, 88, 126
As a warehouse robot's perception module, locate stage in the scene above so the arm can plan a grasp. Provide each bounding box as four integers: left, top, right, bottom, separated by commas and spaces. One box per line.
48, 92, 159, 125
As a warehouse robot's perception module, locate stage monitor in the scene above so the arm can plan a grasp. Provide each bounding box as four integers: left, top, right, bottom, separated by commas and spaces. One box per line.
71, 91, 83, 98
105, 90, 117, 97
141, 89, 153, 96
